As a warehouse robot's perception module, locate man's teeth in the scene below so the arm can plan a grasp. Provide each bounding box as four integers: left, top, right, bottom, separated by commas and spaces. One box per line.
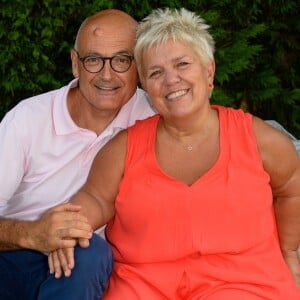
100, 86, 115, 90
166, 89, 187, 100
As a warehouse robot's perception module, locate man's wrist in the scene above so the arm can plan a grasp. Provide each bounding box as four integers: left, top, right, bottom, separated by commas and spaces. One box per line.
18, 220, 36, 250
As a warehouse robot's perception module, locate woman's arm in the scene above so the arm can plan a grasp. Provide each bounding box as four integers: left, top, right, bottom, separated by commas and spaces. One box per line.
48, 129, 128, 278
71, 129, 128, 229
253, 117, 300, 286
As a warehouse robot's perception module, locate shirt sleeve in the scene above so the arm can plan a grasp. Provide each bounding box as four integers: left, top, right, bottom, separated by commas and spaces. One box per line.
0, 110, 26, 207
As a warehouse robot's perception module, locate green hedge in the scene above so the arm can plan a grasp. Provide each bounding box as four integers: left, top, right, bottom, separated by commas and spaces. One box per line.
1, 0, 299, 137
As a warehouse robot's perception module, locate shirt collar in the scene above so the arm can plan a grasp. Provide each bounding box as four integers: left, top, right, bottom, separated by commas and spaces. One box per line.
53, 78, 80, 135
53, 78, 139, 136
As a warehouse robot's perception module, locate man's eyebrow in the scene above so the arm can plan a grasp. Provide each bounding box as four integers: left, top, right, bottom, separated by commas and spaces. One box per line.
83, 50, 133, 57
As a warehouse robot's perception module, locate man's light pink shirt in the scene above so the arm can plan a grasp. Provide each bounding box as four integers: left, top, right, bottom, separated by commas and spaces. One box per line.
0, 79, 155, 223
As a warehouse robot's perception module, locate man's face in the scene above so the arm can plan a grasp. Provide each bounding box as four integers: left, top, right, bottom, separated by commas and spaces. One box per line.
71, 14, 139, 114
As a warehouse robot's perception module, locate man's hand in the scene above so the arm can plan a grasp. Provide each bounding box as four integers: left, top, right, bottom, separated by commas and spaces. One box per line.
26, 203, 93, 252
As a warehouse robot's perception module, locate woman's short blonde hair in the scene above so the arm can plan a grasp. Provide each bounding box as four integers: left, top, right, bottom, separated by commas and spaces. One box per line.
134, 8, 215, 80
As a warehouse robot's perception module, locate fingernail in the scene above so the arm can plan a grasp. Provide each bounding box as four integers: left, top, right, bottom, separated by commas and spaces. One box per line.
65, 270, 70, 277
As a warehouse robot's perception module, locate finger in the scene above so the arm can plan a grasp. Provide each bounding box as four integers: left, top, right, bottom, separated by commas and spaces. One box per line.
78, 238, 90, 249
63, 211, 90, 223
65, 248, 75, 270
46, 215, 92, 243
55, 238, 77, 250
50, 211, 90, 226
59, 226, 93, 241
48, 253, 54, 274
57, 248, 71, 277
52, 250, 63, 279
51, 203, 82, 213
63, 217, 93, 230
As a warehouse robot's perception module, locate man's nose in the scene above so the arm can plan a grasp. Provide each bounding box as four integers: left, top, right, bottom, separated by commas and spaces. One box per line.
99, 59, 114, 80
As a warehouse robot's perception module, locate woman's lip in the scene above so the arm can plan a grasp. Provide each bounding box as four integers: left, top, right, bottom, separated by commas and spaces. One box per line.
166, 89, 189, 100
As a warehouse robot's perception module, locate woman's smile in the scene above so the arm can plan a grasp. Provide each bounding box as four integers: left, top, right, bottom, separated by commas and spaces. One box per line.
165, 88, 189, 100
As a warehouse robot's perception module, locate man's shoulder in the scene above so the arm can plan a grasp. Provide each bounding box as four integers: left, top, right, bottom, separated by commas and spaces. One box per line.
127, 88, 155, 113
1, 83, 70, 131
6, 81, 73, 118
114, 88, 156, 129
127, 88, 156, 116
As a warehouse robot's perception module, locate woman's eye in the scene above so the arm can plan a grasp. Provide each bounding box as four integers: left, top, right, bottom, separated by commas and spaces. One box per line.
177, 61, 189, 68
149, 70, 161, 78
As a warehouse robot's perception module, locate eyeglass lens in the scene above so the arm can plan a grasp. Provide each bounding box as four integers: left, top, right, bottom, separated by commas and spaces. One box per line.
82, 55, 132, 73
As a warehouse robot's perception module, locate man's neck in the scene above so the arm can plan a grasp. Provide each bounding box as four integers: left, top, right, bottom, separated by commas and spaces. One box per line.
67, 87, 120, 136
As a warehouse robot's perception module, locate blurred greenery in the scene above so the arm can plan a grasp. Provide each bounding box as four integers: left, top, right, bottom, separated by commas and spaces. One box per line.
1, 0, 299, 136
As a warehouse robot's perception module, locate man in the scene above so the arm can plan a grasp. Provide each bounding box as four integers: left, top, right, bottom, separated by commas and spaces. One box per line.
0, 9, 155, 300
1, 8, 298, 300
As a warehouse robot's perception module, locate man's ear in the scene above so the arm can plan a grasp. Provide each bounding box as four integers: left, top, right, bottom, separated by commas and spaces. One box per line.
71, 49, 79, 78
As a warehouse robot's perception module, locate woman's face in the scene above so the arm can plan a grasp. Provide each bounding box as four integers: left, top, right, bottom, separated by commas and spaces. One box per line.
141, 39, 215, 119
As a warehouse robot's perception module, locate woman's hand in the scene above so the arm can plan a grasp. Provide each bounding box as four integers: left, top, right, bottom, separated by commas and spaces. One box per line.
282, 248, 300, 287
48, 247, 75, 278
48, 237, 91, 278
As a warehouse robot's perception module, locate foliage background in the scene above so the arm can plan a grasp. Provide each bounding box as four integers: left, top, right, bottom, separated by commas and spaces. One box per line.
1, 0, 299, 136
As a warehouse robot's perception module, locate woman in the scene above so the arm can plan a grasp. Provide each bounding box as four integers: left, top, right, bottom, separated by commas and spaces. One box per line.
54, 8, 300, 299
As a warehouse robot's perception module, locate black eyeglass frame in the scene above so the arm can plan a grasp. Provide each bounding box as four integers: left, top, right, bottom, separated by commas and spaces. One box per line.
74, 49, 134, 73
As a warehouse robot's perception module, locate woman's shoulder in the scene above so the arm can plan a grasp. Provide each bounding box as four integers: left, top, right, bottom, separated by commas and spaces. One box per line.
252, 115, 300, 190
128, 114, 160, 132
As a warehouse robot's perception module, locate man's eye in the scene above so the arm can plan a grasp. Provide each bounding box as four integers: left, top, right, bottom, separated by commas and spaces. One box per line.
85, 57, 101, 65
113, 57, 129, 65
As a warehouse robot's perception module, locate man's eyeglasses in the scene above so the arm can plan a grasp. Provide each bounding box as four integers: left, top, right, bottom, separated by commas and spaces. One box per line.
74, 50, 134, 73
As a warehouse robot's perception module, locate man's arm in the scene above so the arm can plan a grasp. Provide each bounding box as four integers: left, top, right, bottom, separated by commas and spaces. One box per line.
0, 203, 93, 252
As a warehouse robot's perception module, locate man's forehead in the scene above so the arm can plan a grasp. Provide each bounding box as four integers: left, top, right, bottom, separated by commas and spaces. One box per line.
85, 11, 137, 35
81, 21, 135, 43
79, 28, 135, 55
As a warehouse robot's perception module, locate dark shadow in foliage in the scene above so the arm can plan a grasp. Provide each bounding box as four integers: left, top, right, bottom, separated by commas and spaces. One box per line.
1, 0, 299, 137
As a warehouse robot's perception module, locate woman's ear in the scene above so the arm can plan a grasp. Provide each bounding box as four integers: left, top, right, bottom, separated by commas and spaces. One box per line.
207, 60, 215, 83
